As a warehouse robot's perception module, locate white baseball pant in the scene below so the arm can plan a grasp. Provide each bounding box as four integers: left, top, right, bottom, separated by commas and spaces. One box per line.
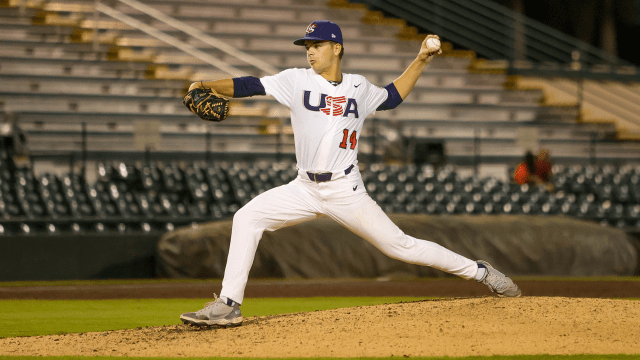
220, 166, 479, 304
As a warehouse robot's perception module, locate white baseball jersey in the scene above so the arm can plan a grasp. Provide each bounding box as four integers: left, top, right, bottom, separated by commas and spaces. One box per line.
261, 68, 388, 173
219, 68, 480, 305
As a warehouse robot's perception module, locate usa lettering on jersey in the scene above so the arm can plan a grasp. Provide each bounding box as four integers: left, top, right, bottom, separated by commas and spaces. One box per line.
303, 91, 359, 118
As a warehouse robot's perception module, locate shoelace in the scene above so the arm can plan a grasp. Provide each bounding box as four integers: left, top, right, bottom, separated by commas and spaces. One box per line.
196, 293, 224, 315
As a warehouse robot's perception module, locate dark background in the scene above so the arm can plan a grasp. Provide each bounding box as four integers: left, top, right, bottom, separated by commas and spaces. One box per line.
491, 0, 640, 66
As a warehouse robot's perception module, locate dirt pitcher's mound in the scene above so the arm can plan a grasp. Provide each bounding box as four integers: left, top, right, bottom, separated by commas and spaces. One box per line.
2, 297, 639, 357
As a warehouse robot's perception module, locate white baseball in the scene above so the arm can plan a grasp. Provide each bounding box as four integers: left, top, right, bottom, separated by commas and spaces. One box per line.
426, 38, 440, 49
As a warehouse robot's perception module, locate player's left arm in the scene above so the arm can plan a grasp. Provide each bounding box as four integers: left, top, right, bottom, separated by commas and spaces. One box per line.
391, 35, 441, 100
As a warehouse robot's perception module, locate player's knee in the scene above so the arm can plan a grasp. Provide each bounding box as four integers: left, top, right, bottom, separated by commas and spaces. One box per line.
230, 207, 264, 240
232, 205, 257, 226
381, 236, 414, 258
378, 246, 404, 260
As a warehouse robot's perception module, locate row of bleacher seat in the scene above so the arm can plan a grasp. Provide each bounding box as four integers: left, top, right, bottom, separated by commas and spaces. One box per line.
0, 70, 536, 105
363, 163, 640, 223
4, 0, 638, 165
1, 146, 639, 235
7, 115, 637, 164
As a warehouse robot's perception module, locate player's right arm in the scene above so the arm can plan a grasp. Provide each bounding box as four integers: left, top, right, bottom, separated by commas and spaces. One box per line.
187, 77, 267, 98
188, 79, 234, 97
392, 35, 441, 100
188, 69, 296, 105
373, 35, 440, 112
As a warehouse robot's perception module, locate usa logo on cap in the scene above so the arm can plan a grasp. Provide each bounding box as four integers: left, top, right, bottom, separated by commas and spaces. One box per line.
306, 23, 317, 34
294, 20, 343, 46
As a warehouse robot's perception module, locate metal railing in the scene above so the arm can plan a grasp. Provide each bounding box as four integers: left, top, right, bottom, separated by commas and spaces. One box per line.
351, 0, 640, 132
95, 0, 279, 77
354, 0, 633, 67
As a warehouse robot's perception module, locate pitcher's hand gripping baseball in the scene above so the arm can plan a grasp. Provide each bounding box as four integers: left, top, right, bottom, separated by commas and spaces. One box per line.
419, 35, 442, 63
183, 87, 230, 122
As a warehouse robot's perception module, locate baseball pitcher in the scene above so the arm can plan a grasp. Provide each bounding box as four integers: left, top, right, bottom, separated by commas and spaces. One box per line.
180, 20, 521, 327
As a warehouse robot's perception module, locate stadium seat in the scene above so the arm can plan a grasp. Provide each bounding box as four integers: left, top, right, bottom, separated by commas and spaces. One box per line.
2, 156, 640, 231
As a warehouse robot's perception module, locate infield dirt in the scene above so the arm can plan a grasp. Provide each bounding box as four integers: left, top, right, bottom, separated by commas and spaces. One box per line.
1, 296, 639, 357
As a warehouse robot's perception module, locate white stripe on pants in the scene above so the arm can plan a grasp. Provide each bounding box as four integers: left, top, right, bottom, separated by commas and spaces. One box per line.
220, 167, 478, 304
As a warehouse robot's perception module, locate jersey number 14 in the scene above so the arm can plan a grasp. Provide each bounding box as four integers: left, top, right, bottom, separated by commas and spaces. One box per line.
339, 129, 357, 150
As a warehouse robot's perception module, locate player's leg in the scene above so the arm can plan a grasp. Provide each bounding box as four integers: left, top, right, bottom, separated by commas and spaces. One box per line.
220, 179, 322, 303
323, 171, 520, 296
329, 193, 478, 279
180, 178, 322, 326
220, 178, 322, 304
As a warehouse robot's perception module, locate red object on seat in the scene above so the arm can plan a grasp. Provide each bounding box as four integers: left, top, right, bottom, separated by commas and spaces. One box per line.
514, 163, 530, 185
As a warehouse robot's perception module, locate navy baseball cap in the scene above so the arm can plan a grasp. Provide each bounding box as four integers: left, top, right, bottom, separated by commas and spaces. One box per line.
293, 20, 343, 46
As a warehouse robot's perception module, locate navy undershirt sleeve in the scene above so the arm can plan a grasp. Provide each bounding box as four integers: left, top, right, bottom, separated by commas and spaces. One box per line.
232, 76, 266, 98
376, 82, 403, 111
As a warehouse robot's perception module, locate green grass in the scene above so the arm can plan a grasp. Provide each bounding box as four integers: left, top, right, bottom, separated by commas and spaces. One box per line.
0, 297, 423, 338
2, 355, 640, 359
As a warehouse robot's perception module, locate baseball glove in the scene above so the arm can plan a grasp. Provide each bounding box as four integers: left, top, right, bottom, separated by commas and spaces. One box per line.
183, 87, 230, 122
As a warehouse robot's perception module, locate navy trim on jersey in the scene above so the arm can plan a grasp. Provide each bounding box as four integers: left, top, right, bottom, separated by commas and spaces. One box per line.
376, 83, 403, 111
233, 76, 266, 98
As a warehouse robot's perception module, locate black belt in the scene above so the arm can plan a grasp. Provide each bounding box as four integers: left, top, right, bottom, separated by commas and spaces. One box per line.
307, 164, 354, 182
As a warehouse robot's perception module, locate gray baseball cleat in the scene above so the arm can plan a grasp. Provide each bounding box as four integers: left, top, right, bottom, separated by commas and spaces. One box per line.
180, 294, 243, 327
476, 260, 522, 297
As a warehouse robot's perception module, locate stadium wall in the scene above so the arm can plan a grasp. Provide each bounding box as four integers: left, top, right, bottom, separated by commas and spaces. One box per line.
157, 214, 639, 279
2, 216, 638, 281
0, 233, 162, 281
